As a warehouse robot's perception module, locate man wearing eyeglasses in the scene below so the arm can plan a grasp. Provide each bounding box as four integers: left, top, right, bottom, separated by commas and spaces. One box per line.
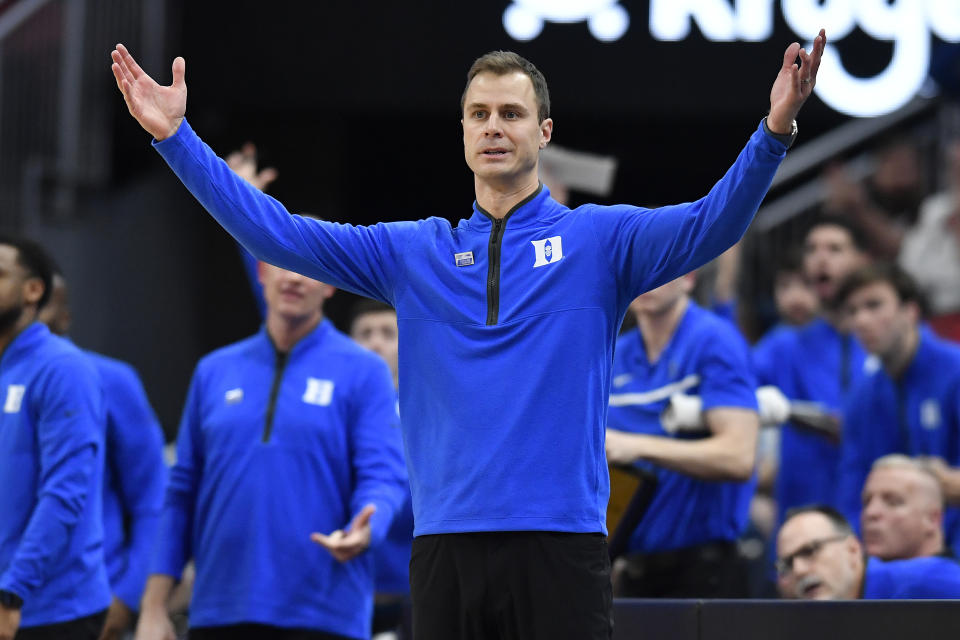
775, 505, 960, 600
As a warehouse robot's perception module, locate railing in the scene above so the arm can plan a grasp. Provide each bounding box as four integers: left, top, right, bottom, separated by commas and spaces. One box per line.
0, 0, 164, 231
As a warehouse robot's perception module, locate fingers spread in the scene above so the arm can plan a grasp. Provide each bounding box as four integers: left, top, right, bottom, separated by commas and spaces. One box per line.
781, 42, 800, 70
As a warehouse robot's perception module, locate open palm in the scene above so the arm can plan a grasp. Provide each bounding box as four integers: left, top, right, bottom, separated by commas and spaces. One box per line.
111, 43, 186, 141
768, 29, 826, 133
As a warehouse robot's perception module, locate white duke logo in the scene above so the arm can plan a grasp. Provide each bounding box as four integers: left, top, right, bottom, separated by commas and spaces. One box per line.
531, 236, 564, 268
4, 385, 25, 413
303, 378, 335, 406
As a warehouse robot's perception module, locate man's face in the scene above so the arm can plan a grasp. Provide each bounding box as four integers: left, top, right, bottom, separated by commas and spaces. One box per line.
258, 262, 333, 322
462, 71, 552, 186
351, 310, 399, 380
861, 466, 942, 560
37, 274, 71, 336
776, 512, 862, 600
774, 271, 818, 326
629, 276, 692, 318
844, 281, 915, 358
803, 225, 866, 305
0, 245, 37, 335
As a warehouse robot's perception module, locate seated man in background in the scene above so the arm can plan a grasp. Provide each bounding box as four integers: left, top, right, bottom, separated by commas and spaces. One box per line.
836, 263, 960, 549
604, 274, 758, 598
861, 455, 952, 561
776, 505, 960, 600
753, 217, 869, 531
38, 269, 167, 640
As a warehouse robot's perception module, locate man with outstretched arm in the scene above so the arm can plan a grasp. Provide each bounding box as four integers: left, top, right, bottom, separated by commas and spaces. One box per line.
112, 34, 826, 639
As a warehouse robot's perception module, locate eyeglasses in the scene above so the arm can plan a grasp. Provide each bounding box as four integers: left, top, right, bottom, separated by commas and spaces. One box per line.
775, 535, 848, 577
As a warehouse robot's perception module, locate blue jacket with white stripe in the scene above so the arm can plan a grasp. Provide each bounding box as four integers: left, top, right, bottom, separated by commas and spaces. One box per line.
153, 118, 788, 537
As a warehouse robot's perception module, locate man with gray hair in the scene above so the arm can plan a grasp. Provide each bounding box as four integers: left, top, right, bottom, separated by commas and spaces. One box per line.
860, 454, 950, 561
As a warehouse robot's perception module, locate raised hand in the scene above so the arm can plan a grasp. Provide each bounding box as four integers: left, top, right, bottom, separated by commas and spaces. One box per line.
310, 504, 376, 563
768, 29, 826, 134
226, 143, 279, 191
111, 43, 186, 141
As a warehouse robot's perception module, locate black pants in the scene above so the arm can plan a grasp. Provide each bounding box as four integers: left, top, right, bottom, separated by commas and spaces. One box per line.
614, 540, 748, 598
15, 610, 106, 640
189, 625, 355, 640
410, 531, 613, 640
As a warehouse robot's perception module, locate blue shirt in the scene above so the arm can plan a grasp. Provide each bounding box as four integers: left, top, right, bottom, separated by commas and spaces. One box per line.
154, 118, 788, 537
863, 556, 960, 599
153, 320, 406, 638
753, 318, 866, 525
839, 327, 960, 548
0, 323, 111, 626
87, 351, 167, 613
607, 303, 757, 552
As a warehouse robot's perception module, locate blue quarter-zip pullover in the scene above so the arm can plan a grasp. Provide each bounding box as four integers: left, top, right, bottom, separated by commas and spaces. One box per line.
838, 327, 960, 548
0, 323, 111, 626
153, 320, 406, 638
153, 118, 788, 537
753, 318, 866, 525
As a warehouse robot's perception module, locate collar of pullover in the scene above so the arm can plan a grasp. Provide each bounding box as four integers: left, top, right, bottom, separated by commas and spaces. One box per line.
468, 183, 552, 232
259, 317, 333, 359
0, 322, 48, 369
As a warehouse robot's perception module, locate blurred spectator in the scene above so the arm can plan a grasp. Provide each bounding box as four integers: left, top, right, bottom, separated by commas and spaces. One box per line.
770, 249, 819, 328
823, 137, 925, 260
0, 236, 111, 639
38, 271, 167, 640
775, 506, 960, 600
604, 274, 758, 598
349, 299, 412, 640
753, 217, 869, 531
860, 455, 950, 561
900, 140, 960, 340
135, 262, 406, 640
836, 263, 960, 550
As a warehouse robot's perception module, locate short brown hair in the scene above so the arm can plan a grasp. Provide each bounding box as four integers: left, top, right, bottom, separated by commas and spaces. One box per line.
835, 262, 923, 310
461, 51, 550, 123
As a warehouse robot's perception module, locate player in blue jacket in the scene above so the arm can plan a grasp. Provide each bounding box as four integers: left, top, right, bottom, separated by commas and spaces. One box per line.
38, 271, 167, 639
835, 263, 960, 548
604, 274, 758, 597
112, 33, 826, 638
135, 259, 406, 640
752, 217, 869, 527
0, 236, 111, 639
776, 505, 960, 600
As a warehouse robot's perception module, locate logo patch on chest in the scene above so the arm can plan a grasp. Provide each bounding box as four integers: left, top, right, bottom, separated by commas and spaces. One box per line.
921, 398, 942, 430
224, 388, 244, 404
531, 236, 563, 267
455, 251, 474, 267
303, 378, 334, 406
3, 385, 25, 413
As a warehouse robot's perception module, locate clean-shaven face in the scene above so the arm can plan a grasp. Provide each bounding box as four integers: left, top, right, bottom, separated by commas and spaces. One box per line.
258, 262, 332, 323
861, 466, 942, 560
351, 310, 399, 380
803, 225, 866, 305
844, 281, 914, 358
462, 71, 551, 186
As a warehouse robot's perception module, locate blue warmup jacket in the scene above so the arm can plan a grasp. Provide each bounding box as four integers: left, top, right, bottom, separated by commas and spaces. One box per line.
154, 320, 406, 638
753, 318, 866, 525
87, 351, 167, 612
862, 556, 960, 599
838, 327, 960, 548
154, 118, 788, 537
607, 303, 757, 552
0, 323, 111, 626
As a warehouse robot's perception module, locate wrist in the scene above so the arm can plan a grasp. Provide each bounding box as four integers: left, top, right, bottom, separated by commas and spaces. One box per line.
763, 116, 798, 149
0, 590, 23, 610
